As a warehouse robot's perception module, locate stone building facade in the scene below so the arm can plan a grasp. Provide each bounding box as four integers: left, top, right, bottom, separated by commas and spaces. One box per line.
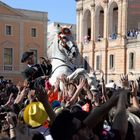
0, 1, 48, 83
76, 0, 140, 83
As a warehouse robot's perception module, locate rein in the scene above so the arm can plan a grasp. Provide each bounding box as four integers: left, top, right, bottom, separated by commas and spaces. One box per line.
50, 64, 74, 78
49, 57, 66, 63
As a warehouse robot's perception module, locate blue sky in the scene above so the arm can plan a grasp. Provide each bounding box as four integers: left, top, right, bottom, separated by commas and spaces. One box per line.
1, 0, 76, 24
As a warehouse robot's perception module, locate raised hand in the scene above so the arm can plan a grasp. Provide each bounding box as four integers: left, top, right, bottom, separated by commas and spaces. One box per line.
100, 70, 104, 82
136, 77, 140, 91
4, 93, 14, 107
6, 112, 17, 127
35, 85, 48, 102
83, 79, 90, 91
120, 74, 129, 88
76, 77, 87, 90
60, 74, 69, 84
130, 81, 138, 97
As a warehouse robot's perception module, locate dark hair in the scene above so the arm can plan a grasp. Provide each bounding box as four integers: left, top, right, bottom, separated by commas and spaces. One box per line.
70, 104, 82, 113
125, 121, 135, 140
31, 131, 45, 140
50, 109, 76, 140
72, 110, 89, 121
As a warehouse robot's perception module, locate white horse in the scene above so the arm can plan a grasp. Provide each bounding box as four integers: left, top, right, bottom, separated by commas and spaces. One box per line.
47, 24, 97, 89
47, 24, 78, 85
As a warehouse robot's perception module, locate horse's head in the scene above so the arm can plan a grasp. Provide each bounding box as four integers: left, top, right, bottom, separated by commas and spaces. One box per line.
57, 24, 78, 62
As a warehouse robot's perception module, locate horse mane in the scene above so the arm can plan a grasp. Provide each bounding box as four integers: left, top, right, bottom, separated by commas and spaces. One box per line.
47, 28, 58, 58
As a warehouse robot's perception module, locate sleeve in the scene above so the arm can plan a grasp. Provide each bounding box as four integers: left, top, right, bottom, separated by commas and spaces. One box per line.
21, 67, 35, 81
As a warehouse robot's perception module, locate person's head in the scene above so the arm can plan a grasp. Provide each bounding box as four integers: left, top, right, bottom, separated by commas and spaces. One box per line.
50, 109, 94, 140
21, 51, 34, 65
70, 104, 82, 113
31, 131, 45, 140
0, 76, 4, 79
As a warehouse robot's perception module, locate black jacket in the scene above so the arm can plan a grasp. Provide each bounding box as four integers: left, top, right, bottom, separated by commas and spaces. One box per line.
21, 63, 52, 88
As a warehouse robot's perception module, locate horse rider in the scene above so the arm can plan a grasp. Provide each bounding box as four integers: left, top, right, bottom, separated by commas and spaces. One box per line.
21, 51, 52, 89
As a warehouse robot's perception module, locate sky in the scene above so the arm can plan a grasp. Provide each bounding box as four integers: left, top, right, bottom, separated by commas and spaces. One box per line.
1, 0, 76, 24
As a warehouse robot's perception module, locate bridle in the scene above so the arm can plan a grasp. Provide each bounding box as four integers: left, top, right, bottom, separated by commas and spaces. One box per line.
57, 34, 74, 56
48, 28, 77, 78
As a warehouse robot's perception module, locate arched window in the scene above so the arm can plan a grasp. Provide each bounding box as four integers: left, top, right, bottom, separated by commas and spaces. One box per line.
95, 6, 104, 41
83, 10, 91, 44
108, 2, 118, 40
129, 52, 135, 69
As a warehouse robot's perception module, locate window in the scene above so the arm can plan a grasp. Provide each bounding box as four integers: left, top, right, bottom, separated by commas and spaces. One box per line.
96, 55, 100, 70
83, 56, 88, 70
88, 28, 91, 41
31, 28, 37, 37
4, 48, 13, 70
109, 54, 114, 69
129, 52, 134, 69
5, 25, 12, 35
30, 49, 37, 64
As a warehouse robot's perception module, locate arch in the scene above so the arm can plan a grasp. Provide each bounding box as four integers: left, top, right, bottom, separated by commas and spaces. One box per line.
108, 1, 118, 40
95, 5, 104, 41
83, 9, 91, 44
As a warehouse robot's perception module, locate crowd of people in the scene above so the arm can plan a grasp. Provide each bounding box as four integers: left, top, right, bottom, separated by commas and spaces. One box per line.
0, 51, 140, 140
127, 29, 139, 38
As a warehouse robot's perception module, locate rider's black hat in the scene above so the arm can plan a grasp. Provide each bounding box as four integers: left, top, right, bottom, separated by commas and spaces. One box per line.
21, 51, 34, 63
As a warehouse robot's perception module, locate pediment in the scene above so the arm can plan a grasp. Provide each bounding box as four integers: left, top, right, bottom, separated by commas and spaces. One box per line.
1, 40, 15, 47
0, 1, 24, 17
26, 42, 40, 48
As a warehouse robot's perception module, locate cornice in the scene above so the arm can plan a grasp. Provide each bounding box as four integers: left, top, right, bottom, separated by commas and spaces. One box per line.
0, 1, 24, 17
75, 0, 82, 2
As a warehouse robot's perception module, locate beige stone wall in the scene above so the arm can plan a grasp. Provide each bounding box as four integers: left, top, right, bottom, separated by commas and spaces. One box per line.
76, 0, 140, 83
0, 2, 48, 83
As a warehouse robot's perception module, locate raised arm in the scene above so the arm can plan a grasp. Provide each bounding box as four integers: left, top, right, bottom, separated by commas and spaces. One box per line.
83, 92, 119, 129
112, 89, 128, 140
35, 85, 56, 125
131, 81, 139, 109
100, 70, 108, 102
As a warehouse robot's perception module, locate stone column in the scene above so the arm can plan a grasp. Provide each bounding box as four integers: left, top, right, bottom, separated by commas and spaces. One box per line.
103, 2, 108, 83
121, 0, 127, 74
117, 1, 122, 38
90, 4, 95, 41
43, 13, 48, 57
104, 4, 108, 39
108, 8, 113, 36
79, 7, 83, 44
121, 0, 127, 38
76, 8, 80, 43
19, 21, 24, 71
90, 3, 95, 70
76, 7, 83, 65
